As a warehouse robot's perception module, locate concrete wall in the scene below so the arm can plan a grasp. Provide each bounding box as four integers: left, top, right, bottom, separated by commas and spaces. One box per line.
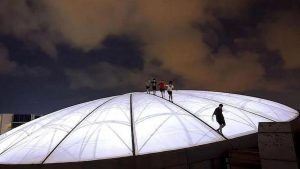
258, 119, 300, 169
0, 114, 13, 134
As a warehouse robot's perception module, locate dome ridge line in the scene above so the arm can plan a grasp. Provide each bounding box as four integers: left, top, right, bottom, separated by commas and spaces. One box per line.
129, 94, 136, 156
200, 91, 297, 114
41, 97, 116, 164
0, 100, 98, 158
178, 92, 276, 122
143, 93, 193, 145
150, 94, 228, 140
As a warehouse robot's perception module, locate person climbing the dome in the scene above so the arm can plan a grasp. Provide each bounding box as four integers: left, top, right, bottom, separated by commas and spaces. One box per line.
212, 104, 226, 134
158, 80, 166, 98
145, 80, 150, 94
151, 78, 157, 95
166, 80, 174, 102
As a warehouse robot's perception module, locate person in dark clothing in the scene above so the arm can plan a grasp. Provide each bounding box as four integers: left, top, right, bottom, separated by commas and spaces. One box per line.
151, 78, 157, 95
212, 104, 226, 134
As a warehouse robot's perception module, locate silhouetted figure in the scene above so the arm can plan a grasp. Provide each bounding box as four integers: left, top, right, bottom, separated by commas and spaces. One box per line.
166, 81, 174, 102
212, 104, 226, 134
151, 78, 157, 95
158, 80, 166, 98
145, 80, 150, 94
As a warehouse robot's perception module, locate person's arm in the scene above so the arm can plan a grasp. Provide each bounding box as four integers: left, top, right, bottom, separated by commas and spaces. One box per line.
212, 109, 216, 121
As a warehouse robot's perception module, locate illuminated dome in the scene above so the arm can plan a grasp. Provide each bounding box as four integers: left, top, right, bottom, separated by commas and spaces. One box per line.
0, 90, 298, 164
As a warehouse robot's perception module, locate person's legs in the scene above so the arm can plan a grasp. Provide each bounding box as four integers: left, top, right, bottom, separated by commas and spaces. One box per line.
220, 124, 224, 134
219, 124, 223, 134
217, 124, 221, 132
219, 122, 226, 134
216, 121, 222, 133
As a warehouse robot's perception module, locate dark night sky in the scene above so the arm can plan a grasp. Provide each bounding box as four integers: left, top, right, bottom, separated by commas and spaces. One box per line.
0, 0, 299, 115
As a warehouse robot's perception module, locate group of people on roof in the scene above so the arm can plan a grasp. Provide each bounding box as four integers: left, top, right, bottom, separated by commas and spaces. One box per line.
145, 78, 174, 102
144, 78, 226, 135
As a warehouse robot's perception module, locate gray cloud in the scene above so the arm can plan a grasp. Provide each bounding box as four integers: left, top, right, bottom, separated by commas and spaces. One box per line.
65, 62, 142, 89
65, 61, 178, 91
260, 10, 300, 69
0, 0, 299, 93
0, 0, 59, 58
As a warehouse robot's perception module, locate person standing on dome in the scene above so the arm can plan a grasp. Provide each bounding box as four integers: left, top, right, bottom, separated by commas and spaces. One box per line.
151, 78, 157, 95
212, 104, 226, 134
166, 81, 174, 102
158, 80, 166, 98
145, 80, 150, 94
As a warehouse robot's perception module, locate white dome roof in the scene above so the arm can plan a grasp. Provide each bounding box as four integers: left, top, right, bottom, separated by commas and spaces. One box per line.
0, 90, 298, 164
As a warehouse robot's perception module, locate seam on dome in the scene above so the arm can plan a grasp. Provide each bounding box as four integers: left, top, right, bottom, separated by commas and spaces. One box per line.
136, 113, 190, 124
149, 95, 193, 145
192, 103, 256, 128
41, 96, 117, 164
148, 93, 228, 140
206, 92, 281, 119
77, 120, 130, 129
188, 90, 296, 116
135, 97, 157, 122
0, 102, 87, 142
129, 94, 136, 156
138, 114, 172, 152
0, 101, 98, 158
106, 124, 132, 151
215, 92, 296, 113
178, 92, 276, 122
0, 103, 87, 143
135, 93, 193, 151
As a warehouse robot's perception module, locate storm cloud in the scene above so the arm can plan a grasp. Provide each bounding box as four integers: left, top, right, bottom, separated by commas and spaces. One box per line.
0, 0, 299, 113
